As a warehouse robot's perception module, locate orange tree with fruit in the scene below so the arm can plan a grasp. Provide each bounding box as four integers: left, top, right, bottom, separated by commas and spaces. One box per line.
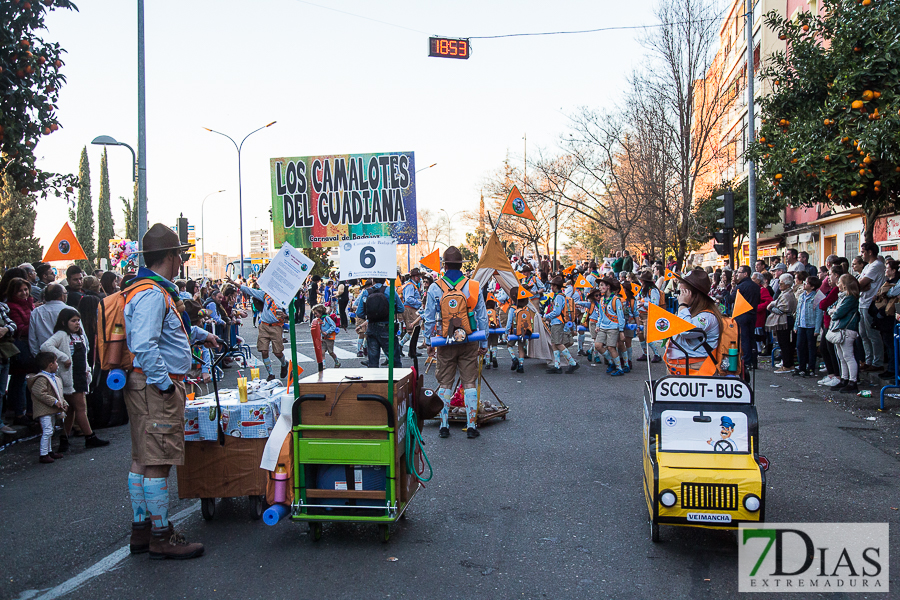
1, 0, 78, 199
749, 0, 900, 242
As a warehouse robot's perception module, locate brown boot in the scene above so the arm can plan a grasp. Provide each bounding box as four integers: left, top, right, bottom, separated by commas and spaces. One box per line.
149, 524, 204, 560
130, 521, 151, 554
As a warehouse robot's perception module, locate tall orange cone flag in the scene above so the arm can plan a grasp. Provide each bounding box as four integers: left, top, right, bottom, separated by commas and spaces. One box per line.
732, 290, 754, 318
646, 303, 696, 343
501, 185, 536, 220
43, 222, 87, 262
419, 248, 440, 273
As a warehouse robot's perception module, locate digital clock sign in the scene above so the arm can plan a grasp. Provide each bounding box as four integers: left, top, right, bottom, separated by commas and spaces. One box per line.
429, 37, 470, 60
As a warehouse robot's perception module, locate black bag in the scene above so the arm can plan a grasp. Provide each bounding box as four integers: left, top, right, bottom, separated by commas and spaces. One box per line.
365, 287, 390, 323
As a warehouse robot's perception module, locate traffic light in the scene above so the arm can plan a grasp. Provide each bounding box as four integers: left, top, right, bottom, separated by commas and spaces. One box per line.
176, 214, 190, 262
714, 229, 732, 256
716, 191, 734, 229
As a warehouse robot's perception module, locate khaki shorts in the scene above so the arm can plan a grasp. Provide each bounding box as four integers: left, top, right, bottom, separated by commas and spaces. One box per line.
550, 323, 572, 346
588, 321, 598, 339
435, 343, 479, 388
403, 306, 420, 331
124, 370, 187, 466
323, 337, 335, 353
595, 328, 621, 348
257, 321, 285, 354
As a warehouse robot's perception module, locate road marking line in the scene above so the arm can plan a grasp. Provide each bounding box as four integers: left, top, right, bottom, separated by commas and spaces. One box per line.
21, 502, 200, 600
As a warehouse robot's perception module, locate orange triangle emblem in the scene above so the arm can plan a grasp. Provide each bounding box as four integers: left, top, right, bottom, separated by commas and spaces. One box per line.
517, 287, 533, 300
501, 185, 535, 221
43, 222, 88, 262
562, 265, 575, 275
664, 268, 678, 281
646, 303, 696, 343
575, 274, 592, 289
487, 292, 498, 304
732, 290, 754, 318
631, 283, 641, 296
419, 248, 440, 273
515, 270, 526, 281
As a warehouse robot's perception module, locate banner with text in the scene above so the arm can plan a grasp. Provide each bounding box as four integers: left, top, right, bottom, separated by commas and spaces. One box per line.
271, 151, 418, 248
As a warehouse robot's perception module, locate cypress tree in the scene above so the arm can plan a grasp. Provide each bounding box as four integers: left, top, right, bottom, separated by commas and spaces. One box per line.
120, 181, 139, 241
96, 148, 115, 268
75, 147, 96, 271
0, 174, 43, 269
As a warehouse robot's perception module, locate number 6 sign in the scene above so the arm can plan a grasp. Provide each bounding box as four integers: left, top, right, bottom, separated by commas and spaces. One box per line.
339, 237, 397, 280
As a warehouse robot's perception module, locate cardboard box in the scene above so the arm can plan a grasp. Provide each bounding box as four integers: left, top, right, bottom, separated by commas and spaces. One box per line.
176, 437, 268, 499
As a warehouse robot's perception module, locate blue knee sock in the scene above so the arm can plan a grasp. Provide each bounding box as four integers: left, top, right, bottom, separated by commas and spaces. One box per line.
612, 355, 621, 369
438, 388, 452, 429
626, 347, 633, 363
128, 472, 147, 523
463, 388, 478, 430
553, 350, 561, 368
578, 334, 585, 351
507, 346, 518, 361
603, 350, 612, 363
561, 347, 576, 366
262, 358, 273, 376
357, 338, 364, 352
143, 477, 169, 529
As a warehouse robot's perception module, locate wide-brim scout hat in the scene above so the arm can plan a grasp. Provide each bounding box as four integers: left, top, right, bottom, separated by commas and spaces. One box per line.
520, 264, 533, 273
586, 287, 602, 299
139, 223, 192, 254
675, 267, 713, 299
409, 267, 421, 277
443, 246, 463, 264
184, 299, 203, 325
639, 270, 655, 283
549, 276, 565, 288
599, 276, 620, 292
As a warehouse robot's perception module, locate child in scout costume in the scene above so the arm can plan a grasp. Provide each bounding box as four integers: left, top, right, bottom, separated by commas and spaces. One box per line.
543, 276, 579, 374
594, 277, 626, 376
520, 264, 545, 295
353, 280, 371, 357
423, 246, 488, 439
399, 268, 423, 357
620, 282, 638, 373
577, 287, 602, 362
506, 287, 535, 373
238, 281, 289, 381
636, 271, 664, 363
311, 304, 341, 370
664, 268, 723, 376
483, 292, 502, 369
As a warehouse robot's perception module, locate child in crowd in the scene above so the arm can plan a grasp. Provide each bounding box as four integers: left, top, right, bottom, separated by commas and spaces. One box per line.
793, 275, 822, 377
311, 304, 341, 369
483, 294, 501, 369
506, 288, 535, 374
28, 352, 68, 463
594, 277, 626, 376
619, 282, 638, 373
353, 280, 372, 357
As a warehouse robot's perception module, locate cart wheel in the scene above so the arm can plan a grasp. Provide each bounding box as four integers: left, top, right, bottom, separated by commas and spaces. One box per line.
379, 524, 391, 543
650, 520, 660, 543
201, 498, 216, 521
308, 522, 322, 541
249, 495, 266, 521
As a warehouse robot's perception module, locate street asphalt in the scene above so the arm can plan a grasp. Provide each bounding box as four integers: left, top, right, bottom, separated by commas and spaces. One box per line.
2, 321, 899, 599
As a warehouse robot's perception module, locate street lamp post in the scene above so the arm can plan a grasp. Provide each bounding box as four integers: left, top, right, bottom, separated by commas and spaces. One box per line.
91, 135, 139, 266
203, 121, 276, 279
200, 189, 226, 279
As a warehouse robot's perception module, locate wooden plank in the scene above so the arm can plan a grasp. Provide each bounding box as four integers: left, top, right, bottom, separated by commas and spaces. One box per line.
305, 489, 386, 500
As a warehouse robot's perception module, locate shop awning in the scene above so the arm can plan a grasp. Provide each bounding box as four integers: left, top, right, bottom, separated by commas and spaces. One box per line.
808, 207, 865, 226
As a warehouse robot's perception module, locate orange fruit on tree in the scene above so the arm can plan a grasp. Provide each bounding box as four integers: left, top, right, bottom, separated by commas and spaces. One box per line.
852, 100, 864, 109
860, 168, 867, 176
874, 187, 881, 193
873, 91, 881, 99
862, 0, 871, 5
862, 90, 874, 101
775, 173, 783, 179
792, 158, 798, 163
825, 155, 830, 161
874, 181, 881, 187
759, 136, 766, 143
802, 24, 809, 32
851, 190, 858, 197
863, 156, 872, 164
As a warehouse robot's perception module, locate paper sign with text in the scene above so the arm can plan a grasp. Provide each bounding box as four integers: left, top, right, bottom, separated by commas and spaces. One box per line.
339, 237, 397, 280
256, 242, 315, 310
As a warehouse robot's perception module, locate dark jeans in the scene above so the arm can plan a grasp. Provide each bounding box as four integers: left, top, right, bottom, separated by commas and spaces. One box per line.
366, 322, 402, 368
879, 328, 895, 374
776, 329, 794, 368
738, 318, 755, 373
796, 327, 817, 373
339, 299, 349, 328
819, 335, 838, 376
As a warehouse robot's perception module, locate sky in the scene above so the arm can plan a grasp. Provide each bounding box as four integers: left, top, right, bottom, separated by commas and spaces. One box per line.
32, 0, 660, 258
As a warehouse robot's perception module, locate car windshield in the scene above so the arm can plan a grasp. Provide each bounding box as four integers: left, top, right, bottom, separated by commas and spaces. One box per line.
659, 410, 749, 453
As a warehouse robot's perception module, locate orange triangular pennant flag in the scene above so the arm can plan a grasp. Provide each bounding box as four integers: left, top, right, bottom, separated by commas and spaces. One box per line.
732, 290, 754, 318
43, 222, 87, 262
501, 185, 536, 220
419, 248, 440, 273
575, 274, 591, 289
646, 303, 696, 343
360, 279, 367, 286
563, 265, 575, 275
631, 283, 641, 296
517, 287, 533, 300
394, 277, 402, 290
664, 268, 677, 281
515, 270, 526, 281
487, 292, 498, 304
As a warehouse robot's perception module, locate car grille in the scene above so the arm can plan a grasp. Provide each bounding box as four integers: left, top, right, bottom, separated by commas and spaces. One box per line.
681, 482, 738, 510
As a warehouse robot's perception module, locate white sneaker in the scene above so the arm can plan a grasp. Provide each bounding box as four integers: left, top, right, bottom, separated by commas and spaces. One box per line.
817, 375, 831, 385
0, 424, 15, 434
774, 368, 793, 374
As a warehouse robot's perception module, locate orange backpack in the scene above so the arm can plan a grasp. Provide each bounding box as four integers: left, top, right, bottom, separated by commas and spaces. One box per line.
435, 277, 479, 338
97, 280, 173, 371
487, 308, 500, 328
703, 315, 742, 376
514, 307, 534, 336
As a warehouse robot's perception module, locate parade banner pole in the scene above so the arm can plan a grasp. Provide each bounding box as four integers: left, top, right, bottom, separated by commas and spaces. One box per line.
288, 300, 306, 503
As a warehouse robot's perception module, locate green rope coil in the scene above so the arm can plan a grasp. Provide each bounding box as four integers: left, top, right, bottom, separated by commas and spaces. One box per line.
405, 407, 433, 483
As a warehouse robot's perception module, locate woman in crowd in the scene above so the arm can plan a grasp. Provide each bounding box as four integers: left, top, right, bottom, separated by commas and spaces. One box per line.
817, 266, 843, 387
751, 272, 772, 357
5, 277, 34, 424
872, 259, 899, 380
767, 273, 798, 374
827, 274, 861, 393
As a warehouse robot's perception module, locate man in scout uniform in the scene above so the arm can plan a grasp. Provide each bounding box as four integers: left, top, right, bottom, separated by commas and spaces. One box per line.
238, 280, 290, 381
400, 268, 423, 358
124, 224, 220, 559
424, 246, 488, 439
543, 276, 579, 374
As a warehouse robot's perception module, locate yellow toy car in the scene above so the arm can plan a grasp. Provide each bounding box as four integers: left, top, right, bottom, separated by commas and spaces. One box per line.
643, 375, 767, 542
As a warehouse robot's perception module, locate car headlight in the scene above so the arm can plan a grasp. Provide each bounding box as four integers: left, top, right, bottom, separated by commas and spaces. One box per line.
660, 490, 677, 508
743, 494, 761, 512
